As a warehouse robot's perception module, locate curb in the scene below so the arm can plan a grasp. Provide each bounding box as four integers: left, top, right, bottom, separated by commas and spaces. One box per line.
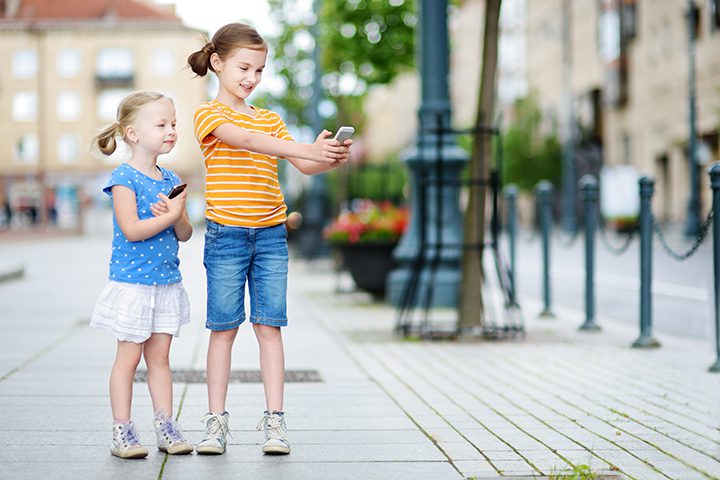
0, 264, 24, 284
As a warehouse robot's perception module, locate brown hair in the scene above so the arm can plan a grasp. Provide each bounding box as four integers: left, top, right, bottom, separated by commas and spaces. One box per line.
93, 91, 168, 155
187, 23, 267, 77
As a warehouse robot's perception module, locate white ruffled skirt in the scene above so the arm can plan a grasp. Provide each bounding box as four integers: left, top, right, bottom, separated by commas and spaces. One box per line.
90, 280, 190, 343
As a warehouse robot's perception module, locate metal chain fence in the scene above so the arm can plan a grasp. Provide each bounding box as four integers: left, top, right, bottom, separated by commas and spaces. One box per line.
597, 220, 637, 255
553, 226, 581, 248
652, 210, 714, 261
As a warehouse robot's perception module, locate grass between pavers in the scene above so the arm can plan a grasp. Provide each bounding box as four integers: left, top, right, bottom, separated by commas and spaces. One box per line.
464, 464, 622, 479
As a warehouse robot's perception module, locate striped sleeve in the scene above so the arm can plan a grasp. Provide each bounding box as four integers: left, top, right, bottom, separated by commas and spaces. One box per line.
194, 103, 231, 146
271, 113, 294, 142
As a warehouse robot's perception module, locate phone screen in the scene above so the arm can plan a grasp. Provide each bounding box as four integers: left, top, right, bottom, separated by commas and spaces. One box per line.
168, 184, 187, 199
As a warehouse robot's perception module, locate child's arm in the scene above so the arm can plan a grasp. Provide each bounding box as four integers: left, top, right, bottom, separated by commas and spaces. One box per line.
212, 124, 346, 163
172, 209, 193, 242
285, 138, 353, 175
113, 186, 186, 242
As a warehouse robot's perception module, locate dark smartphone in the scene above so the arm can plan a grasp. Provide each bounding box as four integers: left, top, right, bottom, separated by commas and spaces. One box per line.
168, 183, 187, 199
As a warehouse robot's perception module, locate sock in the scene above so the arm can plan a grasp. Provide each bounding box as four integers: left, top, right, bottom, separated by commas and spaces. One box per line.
154, 409, 170, 421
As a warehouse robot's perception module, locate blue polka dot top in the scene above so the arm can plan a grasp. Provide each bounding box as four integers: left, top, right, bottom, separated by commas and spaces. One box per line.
103, 163, 183, 285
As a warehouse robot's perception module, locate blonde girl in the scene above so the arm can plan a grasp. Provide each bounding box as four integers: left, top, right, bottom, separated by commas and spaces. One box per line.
90, 91, 194, 459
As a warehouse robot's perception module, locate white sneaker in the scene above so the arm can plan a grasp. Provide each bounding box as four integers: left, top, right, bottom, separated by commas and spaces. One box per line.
196, 411, 230, 455
111, 421, 149, 459
257, 411, 290, 455
154, 413, 193, 455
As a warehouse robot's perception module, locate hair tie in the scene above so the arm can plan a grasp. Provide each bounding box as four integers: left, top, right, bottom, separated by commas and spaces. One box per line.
201, 42, 216, 55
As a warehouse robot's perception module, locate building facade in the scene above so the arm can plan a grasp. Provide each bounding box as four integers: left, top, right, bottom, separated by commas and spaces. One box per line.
526, 0, 720, 223
0, 0, 208, 230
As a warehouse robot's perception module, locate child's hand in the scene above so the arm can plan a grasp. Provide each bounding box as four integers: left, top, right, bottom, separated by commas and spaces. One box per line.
332, 139, 353, 166
312, 130, 349, 163
153, 191, 186, 222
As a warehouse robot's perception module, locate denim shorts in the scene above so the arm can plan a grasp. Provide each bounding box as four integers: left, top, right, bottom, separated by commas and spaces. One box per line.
203, 219, 288, 330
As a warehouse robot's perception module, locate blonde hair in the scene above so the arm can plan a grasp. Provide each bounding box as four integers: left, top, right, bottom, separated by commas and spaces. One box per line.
187, 23, 267, 77
93, 91, 168, 155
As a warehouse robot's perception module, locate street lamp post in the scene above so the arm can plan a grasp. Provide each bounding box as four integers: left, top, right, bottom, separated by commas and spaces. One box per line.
561, 0, 577, 233
387, 0, 468, 308
684, 0, 701, 238
298, 0, 329, 258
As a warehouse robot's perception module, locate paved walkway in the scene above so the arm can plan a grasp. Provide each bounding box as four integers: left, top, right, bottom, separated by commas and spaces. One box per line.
1, 214, 719, 479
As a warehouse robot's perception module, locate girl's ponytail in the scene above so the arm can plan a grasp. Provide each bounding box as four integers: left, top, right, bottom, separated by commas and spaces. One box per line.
187, 41, 215, 76
94, 122, 122, 156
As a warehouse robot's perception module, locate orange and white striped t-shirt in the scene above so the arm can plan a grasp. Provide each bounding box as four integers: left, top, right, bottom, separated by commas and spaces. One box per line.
193, 100, 293, 227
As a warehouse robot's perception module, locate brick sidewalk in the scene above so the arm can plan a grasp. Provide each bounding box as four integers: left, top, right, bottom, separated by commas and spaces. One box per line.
1, 221, 719, 479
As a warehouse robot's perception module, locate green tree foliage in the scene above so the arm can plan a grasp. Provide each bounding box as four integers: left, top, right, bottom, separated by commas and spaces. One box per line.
501, 96, 562, 191
263, 0, 416, 131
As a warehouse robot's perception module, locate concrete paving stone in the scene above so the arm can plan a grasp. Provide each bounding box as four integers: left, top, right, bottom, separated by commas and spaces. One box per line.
482, 450, 527, 462
160, 458, 463, 480
436, 440, 488, 461
0, 394, 109, 406
490, 460, 539, 477
453, 460, 501, 477
1, 459, 166, 480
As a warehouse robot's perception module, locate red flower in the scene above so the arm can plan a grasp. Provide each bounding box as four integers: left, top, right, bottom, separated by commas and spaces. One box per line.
323, 199, 409, 244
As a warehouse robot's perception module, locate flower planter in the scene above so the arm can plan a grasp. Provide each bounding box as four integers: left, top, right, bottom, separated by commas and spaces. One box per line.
335, 241, 398, 297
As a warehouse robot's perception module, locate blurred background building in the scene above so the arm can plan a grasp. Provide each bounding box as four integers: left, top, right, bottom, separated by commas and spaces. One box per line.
0, 0, 207, 232
526, 0, 720, 225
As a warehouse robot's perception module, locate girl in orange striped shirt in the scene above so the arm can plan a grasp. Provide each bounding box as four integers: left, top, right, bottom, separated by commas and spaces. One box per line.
188, 23, 351, 456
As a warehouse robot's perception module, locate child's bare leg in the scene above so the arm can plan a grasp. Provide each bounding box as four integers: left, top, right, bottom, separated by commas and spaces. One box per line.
143, 333, 173, 415
207, 328, 238, 412
110, 340, 143, 421
253, 324, 285, 412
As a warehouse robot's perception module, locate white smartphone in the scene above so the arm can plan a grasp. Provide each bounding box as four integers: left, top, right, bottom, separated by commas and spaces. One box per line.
333, 126, 355, 142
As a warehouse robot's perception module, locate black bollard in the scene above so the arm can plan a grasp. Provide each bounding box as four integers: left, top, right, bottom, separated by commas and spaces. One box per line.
504, 185, 518, 304
579, 175, 601, 332
708, 163, 720, 372
535, 180, 555, 318
632, 176, 660, 348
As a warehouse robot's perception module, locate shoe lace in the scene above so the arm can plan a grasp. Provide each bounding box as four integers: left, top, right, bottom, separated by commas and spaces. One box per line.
256, 414, 287, 442
124, 423, 141, 446
160, 419, 186, 443
201, 412, 231, 440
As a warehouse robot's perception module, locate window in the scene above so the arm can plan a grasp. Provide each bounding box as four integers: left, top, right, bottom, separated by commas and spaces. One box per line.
599, 8, 621, 63
97, 89, 132, 121
57, 49, 81, 78
12, 92, 38, 122
711, 0, 720, 31
58, 134, 80, 164
620, 0, 637, 41
622, 133, 632, 164
15, 134, 39, 164
688, 3, 701, 39
96, 48, 134, 79
57, 91, 81, 122
12, 49, 37, 78
151, 48, 176, 76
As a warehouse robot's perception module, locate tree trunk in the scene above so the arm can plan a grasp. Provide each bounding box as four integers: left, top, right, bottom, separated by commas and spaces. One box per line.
458, 0, 502, 331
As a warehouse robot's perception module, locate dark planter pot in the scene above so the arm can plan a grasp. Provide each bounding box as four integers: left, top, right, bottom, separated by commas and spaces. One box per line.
335, 242, 398, 297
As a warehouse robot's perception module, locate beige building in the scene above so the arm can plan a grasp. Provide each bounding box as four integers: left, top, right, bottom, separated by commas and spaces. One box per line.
527, 0, 720, 222
0, 0, 208, 230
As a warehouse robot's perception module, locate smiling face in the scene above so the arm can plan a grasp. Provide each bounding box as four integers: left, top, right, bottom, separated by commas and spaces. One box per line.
211, 46, 267, 105
125, 97, 177, 156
